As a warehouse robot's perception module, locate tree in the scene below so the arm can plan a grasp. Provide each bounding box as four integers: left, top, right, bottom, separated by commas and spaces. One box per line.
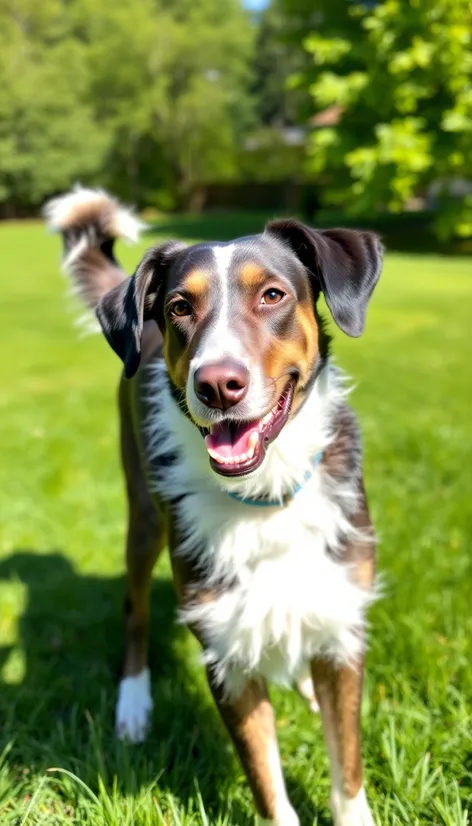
0, 1, 107, 215
283, 0, 472, 237
77, 0, 255, 209
0, 0, 255, 213
251, 2, 310, 128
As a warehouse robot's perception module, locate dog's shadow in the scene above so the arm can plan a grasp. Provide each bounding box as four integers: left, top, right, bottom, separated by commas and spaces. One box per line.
0, 550, 329, 825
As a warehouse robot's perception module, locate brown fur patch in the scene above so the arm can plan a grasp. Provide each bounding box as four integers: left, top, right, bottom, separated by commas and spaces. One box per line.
311, 659, 364, 800
119, 374, 167, 678
164, 338, 191, 389
182, 269, 210, 298
208, 676, 286, 819
240, 263, 266, 290
56, 196, 116, 231
163, 271, 210, 388
295, 303, 319, 368
262, 299, 319, 411
353, 558, 375, 589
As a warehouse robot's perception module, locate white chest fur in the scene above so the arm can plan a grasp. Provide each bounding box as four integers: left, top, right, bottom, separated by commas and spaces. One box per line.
147, 362, 373, 695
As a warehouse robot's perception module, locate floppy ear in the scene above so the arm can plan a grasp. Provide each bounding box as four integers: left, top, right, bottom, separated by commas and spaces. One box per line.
266, 218, 383, 336
96, 240, 187, 378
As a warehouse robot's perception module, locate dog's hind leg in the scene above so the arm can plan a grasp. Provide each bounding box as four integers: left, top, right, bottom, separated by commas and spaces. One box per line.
116, 377, 166, 743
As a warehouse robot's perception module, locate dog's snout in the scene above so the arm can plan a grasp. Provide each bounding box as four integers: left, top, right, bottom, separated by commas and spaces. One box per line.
194, 359, 249, 410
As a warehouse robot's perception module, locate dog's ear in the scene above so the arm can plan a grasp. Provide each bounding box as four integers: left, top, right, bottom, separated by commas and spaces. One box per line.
266, 218, 383, 337
96, 240, 187, 378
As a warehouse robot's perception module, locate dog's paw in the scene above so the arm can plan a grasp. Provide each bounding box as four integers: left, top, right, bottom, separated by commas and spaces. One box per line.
296, 674, 319, 713
331, 787, 376, 826
116, 668, 153, 743
256, 803, 300, 826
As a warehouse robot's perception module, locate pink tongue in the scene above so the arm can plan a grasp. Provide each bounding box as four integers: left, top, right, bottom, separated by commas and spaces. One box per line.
205, 421, 259, 459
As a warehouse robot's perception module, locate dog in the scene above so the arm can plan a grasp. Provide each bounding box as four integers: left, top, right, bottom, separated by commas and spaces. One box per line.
45, 186, 383, 826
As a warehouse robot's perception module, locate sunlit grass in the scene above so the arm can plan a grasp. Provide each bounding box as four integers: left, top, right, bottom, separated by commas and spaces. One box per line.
0, 217, 470, 824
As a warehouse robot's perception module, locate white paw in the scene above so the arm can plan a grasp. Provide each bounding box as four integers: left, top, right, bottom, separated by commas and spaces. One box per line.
116, 668, 153, 743
256, 803, 300, 826
296, 674, 319, 713
331, 787, 375, 826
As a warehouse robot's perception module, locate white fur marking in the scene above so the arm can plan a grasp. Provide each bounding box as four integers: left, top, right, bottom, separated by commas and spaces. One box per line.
192, 244, 238, 365
296, 673, 319, 713
146, 362, 376, 697
186, 243, 268, 425
44, 185, 145, 336
256, 807, 299, 826
116, 668, 153, 743
207, 244, 236, 352
326, 737, 376, 825
186, 244, 239, 419
44, 184, 145, 242
254, 740, 299, 826
64, 234, 88, 269
331, 786, 375, 826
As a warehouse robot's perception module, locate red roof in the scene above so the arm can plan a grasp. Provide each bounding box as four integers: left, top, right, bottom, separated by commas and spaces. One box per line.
310, 105, 344, 128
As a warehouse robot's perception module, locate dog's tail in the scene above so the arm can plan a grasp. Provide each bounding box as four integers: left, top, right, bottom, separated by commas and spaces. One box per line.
43, 185, 145, 312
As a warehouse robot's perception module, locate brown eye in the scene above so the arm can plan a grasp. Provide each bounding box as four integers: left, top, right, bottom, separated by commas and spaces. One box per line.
170, 300, 191, 317
261, 288, 285, 305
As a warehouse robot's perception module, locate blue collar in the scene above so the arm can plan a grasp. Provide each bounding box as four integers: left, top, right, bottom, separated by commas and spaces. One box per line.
225, 452, 323, 508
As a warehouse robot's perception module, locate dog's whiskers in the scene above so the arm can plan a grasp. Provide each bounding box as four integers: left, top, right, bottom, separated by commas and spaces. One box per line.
263, 371, 296, 408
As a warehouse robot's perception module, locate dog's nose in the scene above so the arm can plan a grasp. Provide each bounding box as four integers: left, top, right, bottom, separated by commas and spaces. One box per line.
194, 359, 249, 410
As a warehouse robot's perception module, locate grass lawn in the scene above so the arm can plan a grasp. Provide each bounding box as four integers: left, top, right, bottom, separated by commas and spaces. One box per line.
0, 214, 471, 825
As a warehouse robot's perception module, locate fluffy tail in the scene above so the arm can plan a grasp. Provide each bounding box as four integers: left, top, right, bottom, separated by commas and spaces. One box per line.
43, 185, 145, 312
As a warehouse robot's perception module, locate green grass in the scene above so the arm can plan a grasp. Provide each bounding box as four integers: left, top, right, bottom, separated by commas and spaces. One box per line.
0, 215, 471, 825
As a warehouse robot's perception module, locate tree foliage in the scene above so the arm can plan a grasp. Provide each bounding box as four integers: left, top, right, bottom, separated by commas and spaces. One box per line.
0, 0, 106, 213
0, 0, 254, 212
284, 0, 472, 237
251, 2, 310, 128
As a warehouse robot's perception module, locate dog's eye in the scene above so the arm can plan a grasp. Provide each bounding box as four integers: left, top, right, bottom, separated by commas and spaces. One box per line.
261, 288, 285, 306
170, 300, 191, 317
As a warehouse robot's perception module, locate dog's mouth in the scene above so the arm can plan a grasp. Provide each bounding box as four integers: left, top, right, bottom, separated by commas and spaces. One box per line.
204, 381, 295, 477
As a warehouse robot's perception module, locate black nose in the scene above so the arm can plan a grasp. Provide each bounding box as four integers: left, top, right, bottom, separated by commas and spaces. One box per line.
194, 359, 249, 410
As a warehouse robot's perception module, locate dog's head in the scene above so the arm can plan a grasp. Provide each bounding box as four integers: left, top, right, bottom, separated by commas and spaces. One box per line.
97, 219, 383, 478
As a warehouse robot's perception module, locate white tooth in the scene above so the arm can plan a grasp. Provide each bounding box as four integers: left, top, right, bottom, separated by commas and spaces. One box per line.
247, 447, 254, 459
239, 453, 247, 463
248, 431, 259, 449
209, 448, 226, 463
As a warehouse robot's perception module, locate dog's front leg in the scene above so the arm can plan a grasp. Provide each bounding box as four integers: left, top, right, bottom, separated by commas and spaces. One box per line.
207, 671, 299, 826
311, 658, 375, 826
